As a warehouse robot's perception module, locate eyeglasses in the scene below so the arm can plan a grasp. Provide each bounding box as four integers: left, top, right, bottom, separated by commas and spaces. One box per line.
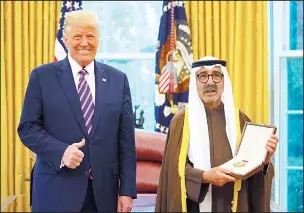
196, 72, 224, 83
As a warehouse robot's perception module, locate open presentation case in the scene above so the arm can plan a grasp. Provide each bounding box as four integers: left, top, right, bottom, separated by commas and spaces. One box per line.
220, 122, 277, 180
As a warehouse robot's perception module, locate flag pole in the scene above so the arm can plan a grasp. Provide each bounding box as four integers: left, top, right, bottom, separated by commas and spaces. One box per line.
169, 0, 175, 94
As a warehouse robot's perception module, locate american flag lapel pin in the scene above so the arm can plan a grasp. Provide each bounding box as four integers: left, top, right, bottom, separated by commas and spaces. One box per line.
102, 78, 106, 82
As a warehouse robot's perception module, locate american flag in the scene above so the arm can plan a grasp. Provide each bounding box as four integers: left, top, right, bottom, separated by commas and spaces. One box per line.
159, 62, 173, 93
54, 0, 82, 61
158, 0, 176, 94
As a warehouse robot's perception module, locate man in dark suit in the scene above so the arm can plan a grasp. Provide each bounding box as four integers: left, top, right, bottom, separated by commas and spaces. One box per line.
17, 10, 136, 212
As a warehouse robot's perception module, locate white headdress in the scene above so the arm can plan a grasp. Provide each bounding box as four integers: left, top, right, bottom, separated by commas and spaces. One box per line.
187, 56, 237, 212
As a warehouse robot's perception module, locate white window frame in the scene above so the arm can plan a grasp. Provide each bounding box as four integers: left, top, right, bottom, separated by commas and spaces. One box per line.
270, 1, 303, 211
96, 53, 155, 61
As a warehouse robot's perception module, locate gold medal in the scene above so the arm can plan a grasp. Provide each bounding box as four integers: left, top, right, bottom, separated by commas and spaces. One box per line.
233, 160, 248, 168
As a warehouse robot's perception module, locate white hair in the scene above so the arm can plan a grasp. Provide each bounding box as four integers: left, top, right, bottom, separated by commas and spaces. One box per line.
63, 10, 100, 35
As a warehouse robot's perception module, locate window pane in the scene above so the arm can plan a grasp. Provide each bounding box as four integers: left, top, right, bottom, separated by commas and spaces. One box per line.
84, 1, 162, 53
271, 158, 276, 202
287, 170, 303, 212
96, 58, 155, 131
287, 58, 303, 110
290, 1, 303, 50
288, 114, 303, 166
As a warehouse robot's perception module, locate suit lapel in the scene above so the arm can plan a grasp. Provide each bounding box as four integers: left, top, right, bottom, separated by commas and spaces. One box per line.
56, 57, 89, 139
90, 61, 108, 137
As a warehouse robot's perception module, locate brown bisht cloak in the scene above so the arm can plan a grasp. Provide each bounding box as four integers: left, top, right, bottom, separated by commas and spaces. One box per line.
155, 105, 274, 212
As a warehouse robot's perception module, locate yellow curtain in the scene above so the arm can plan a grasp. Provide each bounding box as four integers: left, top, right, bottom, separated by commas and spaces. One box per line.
1, 1, 62, 211
185, 1, 269, 124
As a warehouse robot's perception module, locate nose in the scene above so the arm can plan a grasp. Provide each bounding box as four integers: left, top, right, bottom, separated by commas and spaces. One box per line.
80, 37, 88, 47
206, 75, 215, 85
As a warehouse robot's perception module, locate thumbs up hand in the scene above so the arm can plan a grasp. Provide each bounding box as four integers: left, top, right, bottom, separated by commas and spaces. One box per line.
73, 139, 86, 149
62, 139, 85, 169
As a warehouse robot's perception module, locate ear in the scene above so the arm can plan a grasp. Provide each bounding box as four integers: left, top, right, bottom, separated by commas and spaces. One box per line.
62, 34, 68, 46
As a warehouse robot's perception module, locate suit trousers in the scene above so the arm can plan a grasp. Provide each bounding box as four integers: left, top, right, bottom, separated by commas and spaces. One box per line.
81, 178, 98, 212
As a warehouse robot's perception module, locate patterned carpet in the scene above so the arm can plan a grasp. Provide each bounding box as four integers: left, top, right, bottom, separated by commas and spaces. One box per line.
1, 194, 157, 212
132, 194, 156, 212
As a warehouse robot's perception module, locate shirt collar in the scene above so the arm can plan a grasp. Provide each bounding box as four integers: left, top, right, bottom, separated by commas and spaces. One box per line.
68, 53, 95, 75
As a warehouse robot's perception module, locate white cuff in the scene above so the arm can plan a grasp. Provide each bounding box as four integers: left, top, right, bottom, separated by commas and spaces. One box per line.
60, 161, 65, 169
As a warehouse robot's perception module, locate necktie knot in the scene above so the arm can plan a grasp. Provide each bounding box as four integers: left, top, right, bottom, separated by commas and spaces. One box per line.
79, 69, 87, 77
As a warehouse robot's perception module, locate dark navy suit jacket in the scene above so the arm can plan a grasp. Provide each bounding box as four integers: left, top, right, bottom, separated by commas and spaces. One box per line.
17, 57, 137, 212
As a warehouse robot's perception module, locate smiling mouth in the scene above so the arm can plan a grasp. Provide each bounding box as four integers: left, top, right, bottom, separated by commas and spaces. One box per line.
78, 49, 91, 54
